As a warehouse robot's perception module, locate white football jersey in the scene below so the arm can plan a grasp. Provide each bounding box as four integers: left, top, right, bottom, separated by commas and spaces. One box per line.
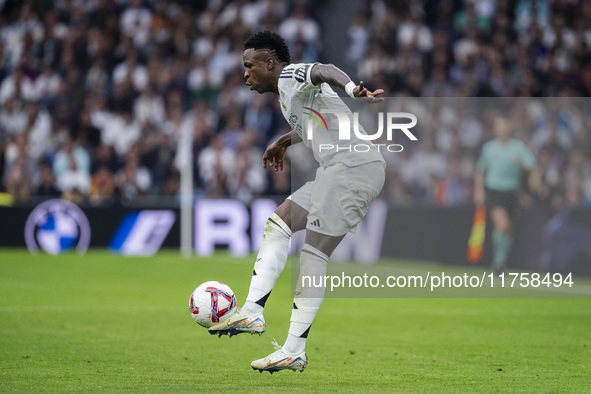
277, 63, 385, 168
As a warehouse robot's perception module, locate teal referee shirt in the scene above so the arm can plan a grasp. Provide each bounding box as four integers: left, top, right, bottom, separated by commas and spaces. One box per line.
477, 139, 536, 192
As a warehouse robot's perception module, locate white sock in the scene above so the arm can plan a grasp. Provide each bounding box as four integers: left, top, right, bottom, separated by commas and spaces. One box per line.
283, 244, 328, 355
242, 213, 292, 316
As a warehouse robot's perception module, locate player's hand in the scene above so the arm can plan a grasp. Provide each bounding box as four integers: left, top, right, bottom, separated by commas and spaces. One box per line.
262, 140, 287, 172
353, 81, 384, 103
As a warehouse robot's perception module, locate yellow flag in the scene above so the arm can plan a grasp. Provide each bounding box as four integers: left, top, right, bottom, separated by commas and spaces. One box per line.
467, 204, 486, 263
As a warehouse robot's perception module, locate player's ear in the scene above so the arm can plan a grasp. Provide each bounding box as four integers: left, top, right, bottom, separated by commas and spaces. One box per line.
265, 57, 275, 71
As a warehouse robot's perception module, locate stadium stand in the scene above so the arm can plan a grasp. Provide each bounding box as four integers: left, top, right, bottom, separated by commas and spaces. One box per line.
0, 0, 590, 208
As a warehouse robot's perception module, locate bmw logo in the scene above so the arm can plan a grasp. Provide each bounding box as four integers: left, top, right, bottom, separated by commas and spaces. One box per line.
24, 199, 91, 255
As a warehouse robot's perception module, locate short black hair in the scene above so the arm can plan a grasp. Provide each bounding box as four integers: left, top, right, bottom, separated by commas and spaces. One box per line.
244, 31, 290, 64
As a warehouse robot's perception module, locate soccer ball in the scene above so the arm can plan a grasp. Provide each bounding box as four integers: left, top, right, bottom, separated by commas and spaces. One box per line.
189, 281, 237, 328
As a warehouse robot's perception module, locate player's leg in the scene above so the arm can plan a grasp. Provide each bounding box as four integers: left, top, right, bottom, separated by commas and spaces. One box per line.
251, 161, 385, 372
250, 229, 344, 373
209, 199, 308, 336
282, 162, 385, 356
490, 205, 512, 273
241, 199, 308, 315
281, 229, 343, 354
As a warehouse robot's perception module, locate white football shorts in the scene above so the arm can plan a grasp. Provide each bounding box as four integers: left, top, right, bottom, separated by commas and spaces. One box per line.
288, 160, 385, 237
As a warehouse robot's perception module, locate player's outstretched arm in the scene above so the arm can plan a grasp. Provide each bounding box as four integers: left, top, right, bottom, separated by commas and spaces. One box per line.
310, 64, 384, 102
262, 130, 302, 171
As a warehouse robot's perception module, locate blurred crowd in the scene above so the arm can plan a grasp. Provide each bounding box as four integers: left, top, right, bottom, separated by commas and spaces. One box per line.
0, 0, 589, 208
351, 0, 591, 208
370, 96, 591, 209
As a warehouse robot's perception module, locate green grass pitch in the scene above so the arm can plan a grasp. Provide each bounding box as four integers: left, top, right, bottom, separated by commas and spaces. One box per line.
1, 249, 590, 392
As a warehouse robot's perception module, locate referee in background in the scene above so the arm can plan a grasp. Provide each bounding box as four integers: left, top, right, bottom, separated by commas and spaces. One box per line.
474, 116, 537, 274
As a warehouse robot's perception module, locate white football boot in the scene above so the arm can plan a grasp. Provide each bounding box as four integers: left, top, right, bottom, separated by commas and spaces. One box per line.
251, 339, 308, 374
208, 308, 266, 337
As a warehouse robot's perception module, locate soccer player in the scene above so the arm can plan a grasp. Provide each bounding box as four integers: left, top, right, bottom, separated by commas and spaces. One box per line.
208, 31, 386, 373
474, 116, 537, 274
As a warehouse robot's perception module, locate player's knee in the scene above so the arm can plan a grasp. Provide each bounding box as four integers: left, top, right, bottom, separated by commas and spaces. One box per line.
263, 212, 293, 239
493, 217, 511, 234
274, 203, 291, 229
264, 217, 282, 235
304, 233, 345, 257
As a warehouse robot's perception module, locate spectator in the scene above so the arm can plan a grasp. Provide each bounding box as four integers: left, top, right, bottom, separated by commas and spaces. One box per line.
397, 11, 433, 54
91, 143, 119, 174
112, 48, 148, 92
116, 149, 151, 201
278, 0, 320, 61
217, 0, 263, 31
401, 133, 447, 203
1, 3, 44, 69
162, 168, 181, 197
0, 0, 588, 209
4, 157, 30, 202
99, 110, 141, 158
0, 97, 27, 137
133, 84, 165, 129
198, 133, 233, 198
33, 64, 62, 104
76, 109, 102, 155
4, 133, 35, 202
119, 0, 152, 50
142, 132, 175, 192
347, 16, 370, 67
89, 166, 117, 206
227, 130, 267, 204
514, 0, 551, 33
35, 163, 61, 197
52, 137, 91, 195
26, 102, 52, 161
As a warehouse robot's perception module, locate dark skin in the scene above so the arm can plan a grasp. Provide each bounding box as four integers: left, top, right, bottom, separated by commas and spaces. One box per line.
243, 48, 384, 255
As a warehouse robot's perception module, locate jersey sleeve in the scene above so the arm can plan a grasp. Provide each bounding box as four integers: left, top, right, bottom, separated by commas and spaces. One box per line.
279, 63, 319, 95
